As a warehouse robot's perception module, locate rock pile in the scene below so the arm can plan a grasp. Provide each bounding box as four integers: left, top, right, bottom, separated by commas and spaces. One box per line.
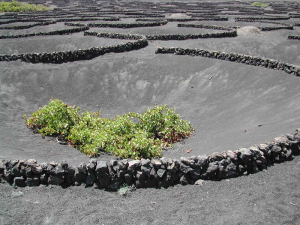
155, 47, 300, 76
1, 129, 299, 190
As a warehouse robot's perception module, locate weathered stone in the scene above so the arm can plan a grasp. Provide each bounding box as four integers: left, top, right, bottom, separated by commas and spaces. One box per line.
239, 148, 253, 163
40, 174, 48, 185
167, 162, 178, 173
258, 144, 270, 155
195, 155, 208, 167
96, 161, 108, 173
13, 177, 26, 187
87, 162, 96, 172
128, 160, 141, 171
32, 165, 43, 175
227, 150, 237, 161
141, 159, 150, 167
26, 177, 40, 186
55, 165, 64, 175
194, 179, 204, 186
290, 141, 300, 155
204, 162, 219, 179
77, 163, 87, 173
11, 166, 21, 177
157, 168, 166, 178
189, 167, 201, 180
86, 172, 96, 186
117, 160, 128, 170
27, 159, 37, 165
74, 169, 86, 185
180, 174, 192, 185
151, 159, 162, 169
61, 161, 68, 169
179, 163, 193, 174
124, 173, 133, 185
48, 175, 64, 185
271, 145, 282, 154
180, 157, 195, 167
89, 158, 97, 165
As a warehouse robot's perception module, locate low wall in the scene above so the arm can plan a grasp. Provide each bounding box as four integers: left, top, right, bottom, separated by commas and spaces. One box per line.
83, 30, 237, 41
0, 21, 56, 30
0, 26, 89, 39
56, 17, 120, 22
84, 31, 143, 40
155, 47, 300, 77
0, 37, 148, 63
288, 35, 300, 40
235, 16, 291, 21
1, 129, 299, 190
178, 23, 233, 31
87, 21, 168, 28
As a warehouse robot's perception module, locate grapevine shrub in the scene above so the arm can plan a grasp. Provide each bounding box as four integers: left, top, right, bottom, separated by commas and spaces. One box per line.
0, 1, 50, 12
25, 99, 194, 159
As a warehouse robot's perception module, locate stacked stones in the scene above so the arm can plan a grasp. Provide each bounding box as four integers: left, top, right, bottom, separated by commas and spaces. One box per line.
0, 19, 51, 25
155, 47, 300, 76
178, 23, 233, 31
0, 38, 148, 63
57, 17, 120, 22
167, 17, 228, 22
0, 26, 89, 39
234, 19, 293, 31
0, 21, 56, 30
235, 16, 291, 21
84, 31, 144, 40
1, 129, 299, 189
146, 30, 237, 41
288, 35, 300, 40
87, 21, 168, 28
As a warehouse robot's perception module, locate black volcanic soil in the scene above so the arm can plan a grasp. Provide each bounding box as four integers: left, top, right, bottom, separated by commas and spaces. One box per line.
1, 0, 300, 224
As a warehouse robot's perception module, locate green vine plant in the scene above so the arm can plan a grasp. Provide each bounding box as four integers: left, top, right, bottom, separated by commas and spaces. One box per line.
0, 1, 51, 12
24, 99, 194, 159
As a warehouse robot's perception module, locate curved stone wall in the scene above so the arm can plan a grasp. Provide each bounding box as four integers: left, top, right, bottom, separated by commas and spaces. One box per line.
0, 26, 89, 39
155, 47, 300, 76
87, 21, 168, 28
0, 21, 56, 30
235, 16, 291, 21
84, 31, 143, 40
288, 35, 300, 40
1, 129, 299, 190
0, 37, 148, 63
178, 23, 233, 31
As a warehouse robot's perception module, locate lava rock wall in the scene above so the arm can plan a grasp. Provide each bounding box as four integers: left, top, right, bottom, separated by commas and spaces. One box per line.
1, 129, 299, 190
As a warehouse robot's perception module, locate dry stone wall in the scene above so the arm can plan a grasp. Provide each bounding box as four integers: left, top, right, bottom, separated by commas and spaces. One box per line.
0, 21, 56, 30
1, 129, 299, 190
0, 37, 148, 63
155, 47, 300, 77
0, 26, 89, 39
288, 35, 300, 40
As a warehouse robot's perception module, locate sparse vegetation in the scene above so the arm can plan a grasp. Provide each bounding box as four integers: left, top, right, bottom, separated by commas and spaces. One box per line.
24, 99, 194, 159
251, 2, 269, 8
0, 0, 51, 12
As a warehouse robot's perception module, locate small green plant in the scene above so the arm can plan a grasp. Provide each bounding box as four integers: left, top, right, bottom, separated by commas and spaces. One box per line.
251, 2, 269, 8
0, 1, 50, 12
24, 99, 194, 159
